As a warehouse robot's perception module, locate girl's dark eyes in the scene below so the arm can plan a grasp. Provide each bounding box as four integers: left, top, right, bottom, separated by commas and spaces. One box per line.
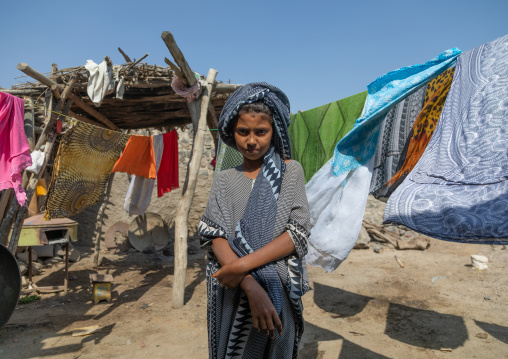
235, 129, 269, 135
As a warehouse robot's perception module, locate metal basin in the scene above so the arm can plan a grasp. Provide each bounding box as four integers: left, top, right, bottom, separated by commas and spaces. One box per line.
0, 244, 21, 327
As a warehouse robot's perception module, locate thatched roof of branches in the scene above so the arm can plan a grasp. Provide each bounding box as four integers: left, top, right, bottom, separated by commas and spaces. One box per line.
5, 53, 240, 131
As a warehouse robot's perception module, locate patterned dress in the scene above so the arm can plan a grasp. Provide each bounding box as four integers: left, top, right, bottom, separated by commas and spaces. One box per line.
199, 160, 310, 359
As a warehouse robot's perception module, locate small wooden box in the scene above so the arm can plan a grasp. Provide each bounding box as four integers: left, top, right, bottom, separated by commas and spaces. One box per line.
89, 274, 114, 305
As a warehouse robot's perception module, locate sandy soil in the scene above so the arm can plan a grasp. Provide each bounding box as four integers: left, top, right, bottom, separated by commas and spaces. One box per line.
1, 233, 507, 359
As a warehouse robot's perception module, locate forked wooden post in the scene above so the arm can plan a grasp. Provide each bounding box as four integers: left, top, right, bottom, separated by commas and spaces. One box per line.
172, 68, 218, 308
93, 173, 115, 268
161, 31, 201, 129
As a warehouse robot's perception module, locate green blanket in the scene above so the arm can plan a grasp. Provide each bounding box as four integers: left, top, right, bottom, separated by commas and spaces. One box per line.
289, 91, 367, 182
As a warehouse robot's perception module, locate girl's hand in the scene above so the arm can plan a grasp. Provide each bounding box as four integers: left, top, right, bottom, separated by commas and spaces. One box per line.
241, 276, 282, 340
212, 259, 247, 289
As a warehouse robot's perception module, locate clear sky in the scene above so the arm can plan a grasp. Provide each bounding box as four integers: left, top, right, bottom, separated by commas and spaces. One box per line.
1, 0, 506, 112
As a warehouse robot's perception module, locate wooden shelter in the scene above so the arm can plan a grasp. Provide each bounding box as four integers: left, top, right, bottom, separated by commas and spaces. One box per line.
0, 31, 241, 308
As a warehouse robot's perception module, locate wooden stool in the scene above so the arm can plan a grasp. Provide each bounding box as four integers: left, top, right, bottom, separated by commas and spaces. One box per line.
89, 274, 114, 305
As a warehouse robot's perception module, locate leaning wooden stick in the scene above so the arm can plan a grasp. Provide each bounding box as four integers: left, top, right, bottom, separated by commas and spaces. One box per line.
172, 67, 218, 309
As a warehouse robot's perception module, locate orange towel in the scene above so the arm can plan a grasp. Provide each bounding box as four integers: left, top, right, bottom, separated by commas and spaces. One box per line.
112, 135, 156, 179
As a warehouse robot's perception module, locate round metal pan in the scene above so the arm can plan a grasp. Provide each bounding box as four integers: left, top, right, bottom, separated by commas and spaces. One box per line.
0, 243, 21, 327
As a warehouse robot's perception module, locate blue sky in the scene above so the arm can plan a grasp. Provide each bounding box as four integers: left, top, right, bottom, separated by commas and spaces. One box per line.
1, 0, 506, 112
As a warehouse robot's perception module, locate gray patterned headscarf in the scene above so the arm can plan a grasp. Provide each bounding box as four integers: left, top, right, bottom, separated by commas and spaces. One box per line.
218, 82, 292, 159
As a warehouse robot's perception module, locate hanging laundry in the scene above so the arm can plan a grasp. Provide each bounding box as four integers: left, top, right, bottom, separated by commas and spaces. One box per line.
385, 34, 508, 243
44, 122, 129, 219
171, 76, 200, 103
289, 91, 367, 182
124, 134, 164, 216
382, 67, 455, 198
306, 48, 461, 272
112, 135, 157, 179
369, 86, 426, 198
331, 48, 461, 177
26, 150, 45, 175
85, 59, 114, 107
0, 92, 31, 205
157, 130, 179, 197
213, 138, 243, 176
305, 156, 374, 272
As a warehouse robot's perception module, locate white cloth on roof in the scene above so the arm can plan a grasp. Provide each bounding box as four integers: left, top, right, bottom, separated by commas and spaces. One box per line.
124, 134, 164, 216
85, 60, 114, 107
113, 65, 125, 100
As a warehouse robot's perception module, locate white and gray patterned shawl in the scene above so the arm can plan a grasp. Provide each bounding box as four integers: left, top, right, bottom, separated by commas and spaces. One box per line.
384, 33, 508, 243
369, 86, 426, 199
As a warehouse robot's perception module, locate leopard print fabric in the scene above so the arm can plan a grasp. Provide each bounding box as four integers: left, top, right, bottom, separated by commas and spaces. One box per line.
382, 67, 456, 197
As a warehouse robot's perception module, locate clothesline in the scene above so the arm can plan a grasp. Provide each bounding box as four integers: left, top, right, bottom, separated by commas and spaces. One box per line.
25, 100, 77, 123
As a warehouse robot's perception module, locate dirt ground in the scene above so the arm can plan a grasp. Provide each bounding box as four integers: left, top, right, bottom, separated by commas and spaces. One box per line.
1, 233, 507, 358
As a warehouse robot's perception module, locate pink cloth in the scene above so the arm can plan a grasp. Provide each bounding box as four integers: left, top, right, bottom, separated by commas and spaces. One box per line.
171, 76, 200, 103
0, 93, 31, 205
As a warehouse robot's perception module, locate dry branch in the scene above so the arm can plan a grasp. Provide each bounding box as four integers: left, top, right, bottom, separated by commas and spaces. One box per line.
161, 31, 197, 88
118, 47, 132, 63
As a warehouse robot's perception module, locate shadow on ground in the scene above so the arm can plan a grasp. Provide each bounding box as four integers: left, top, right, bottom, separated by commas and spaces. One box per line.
0, 247, 205, 358
385, 302, 468, 349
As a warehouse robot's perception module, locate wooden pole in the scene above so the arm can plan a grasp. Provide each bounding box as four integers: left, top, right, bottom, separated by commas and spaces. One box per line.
0, 190, 14, 246
161, 31, 201, 129
93, 173, 115, 268
24, 97, 35, 150
17, 63, 119, 131
213, 84, 242, 94
118, 47, 132, 63
164, 57, 184, 81
172, 68, 218, 309
161, 32, 197, 88
0, 89, 42, 96
67, 111, 107, 128
34, 76, 77, 150
125, 53, 149, 73
0, 190, 13, 222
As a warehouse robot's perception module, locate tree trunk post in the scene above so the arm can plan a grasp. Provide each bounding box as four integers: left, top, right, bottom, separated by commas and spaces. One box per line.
172, 68, 218, 309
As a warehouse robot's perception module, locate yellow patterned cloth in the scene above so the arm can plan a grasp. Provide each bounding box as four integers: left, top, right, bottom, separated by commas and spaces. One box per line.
44, 122, 129, 219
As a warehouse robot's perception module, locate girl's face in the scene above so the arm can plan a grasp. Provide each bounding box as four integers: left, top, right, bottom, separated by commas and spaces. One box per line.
234, 112, 273, 163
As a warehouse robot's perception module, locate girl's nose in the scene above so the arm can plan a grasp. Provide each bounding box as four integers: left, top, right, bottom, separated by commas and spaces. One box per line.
247, 133, 256, 145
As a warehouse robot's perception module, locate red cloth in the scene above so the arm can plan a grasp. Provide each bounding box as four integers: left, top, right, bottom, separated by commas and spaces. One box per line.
157, 130, 179, 197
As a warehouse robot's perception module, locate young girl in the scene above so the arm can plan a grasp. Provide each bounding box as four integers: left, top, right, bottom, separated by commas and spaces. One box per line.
198, 83, 310, 359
